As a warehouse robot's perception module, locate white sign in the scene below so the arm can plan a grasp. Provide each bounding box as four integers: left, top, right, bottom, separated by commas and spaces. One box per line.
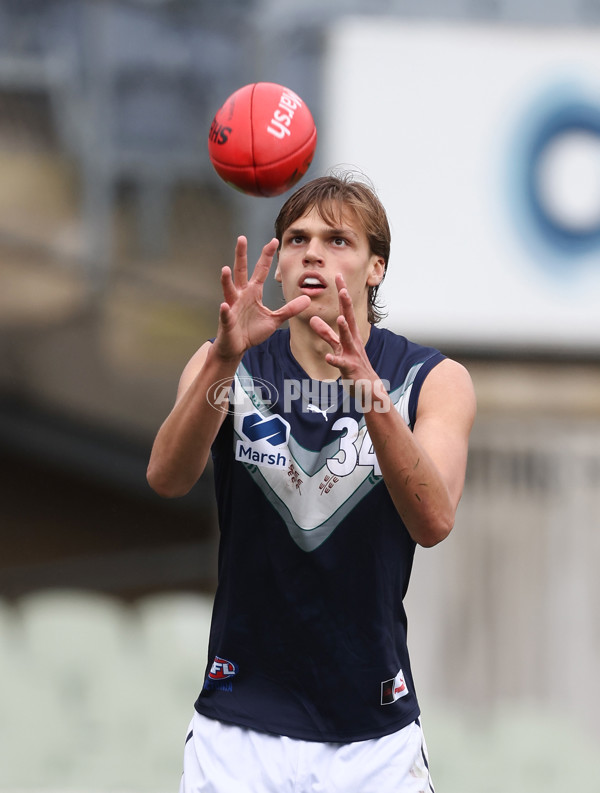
322, 21, 600, 352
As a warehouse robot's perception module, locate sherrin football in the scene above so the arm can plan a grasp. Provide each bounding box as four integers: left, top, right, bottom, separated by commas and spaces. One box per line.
208, 82, 317, 197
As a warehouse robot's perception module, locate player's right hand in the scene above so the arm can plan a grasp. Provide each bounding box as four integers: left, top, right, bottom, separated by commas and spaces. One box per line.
212, 236, 310, 361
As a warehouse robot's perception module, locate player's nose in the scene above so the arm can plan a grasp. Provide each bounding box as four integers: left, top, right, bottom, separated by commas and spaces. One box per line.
303, 238, 325, 264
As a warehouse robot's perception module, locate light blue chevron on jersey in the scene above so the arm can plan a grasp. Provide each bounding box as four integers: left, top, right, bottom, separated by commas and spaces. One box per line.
231, 363, 424, 551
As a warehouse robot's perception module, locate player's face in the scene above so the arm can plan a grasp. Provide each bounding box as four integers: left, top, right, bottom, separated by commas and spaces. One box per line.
275, 206, 384, 327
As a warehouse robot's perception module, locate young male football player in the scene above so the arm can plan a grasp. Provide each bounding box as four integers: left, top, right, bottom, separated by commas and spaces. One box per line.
147, 173, 476, 792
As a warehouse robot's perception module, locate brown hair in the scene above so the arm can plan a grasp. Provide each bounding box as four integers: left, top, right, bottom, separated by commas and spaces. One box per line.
274, 172, 390, 324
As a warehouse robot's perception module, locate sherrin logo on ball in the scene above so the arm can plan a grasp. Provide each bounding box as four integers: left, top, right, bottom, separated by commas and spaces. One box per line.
208, 82, 317, 197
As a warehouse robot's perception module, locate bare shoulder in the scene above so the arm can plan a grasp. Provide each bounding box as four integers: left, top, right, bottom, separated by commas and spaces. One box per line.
175, 340, 214, 402
418, 357, 477, 424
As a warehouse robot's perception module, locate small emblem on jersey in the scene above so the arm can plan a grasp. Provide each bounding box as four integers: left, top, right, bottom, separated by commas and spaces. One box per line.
306, 402, 337, 421
235, 411, 290, 469
242, 413, 288, 445
381, 669, 409, 705
203, 656, 238, 693
209, 656, 238, 680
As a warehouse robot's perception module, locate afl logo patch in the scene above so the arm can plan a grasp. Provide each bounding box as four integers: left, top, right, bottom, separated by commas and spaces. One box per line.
209, 656, 238, 680
204, 656, 238, 693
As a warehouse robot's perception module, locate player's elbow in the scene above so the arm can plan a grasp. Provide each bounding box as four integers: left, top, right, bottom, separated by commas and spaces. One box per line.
414, 509, 455, 548
146, 463, 193, 499
417, 519, 454, 548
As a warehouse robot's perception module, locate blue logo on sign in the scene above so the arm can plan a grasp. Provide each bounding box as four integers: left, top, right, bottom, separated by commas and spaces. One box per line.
507, 84, 600, 275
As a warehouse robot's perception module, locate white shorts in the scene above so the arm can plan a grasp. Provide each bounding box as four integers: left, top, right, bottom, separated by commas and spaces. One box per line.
179, 711, 435, 793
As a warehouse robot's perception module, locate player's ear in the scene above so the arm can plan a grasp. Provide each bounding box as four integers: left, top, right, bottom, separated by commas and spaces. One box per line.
367, 256, 385, 286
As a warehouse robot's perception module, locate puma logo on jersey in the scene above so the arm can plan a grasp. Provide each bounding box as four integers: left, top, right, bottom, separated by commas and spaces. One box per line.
381, 669, 409, 705
306, 402, 336, 421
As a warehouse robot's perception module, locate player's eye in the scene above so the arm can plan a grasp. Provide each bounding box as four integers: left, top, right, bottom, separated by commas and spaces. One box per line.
332, 237, 347, 246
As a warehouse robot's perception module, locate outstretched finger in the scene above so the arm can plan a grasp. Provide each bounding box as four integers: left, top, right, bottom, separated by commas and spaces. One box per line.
233, 236, 249, 288
336, 313, 357, 352
273, 294, 311, 325
309, 314, 341, 351
336, 281, 361, 341
217, 301, 234, 330
220, 266, 237, 306
252, 238, 279, 285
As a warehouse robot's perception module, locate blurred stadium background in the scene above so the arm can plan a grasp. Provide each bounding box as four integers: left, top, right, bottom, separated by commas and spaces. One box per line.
1, 1, 599, 791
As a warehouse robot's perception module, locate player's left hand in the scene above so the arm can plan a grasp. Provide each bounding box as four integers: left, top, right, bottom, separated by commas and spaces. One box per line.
309, 274, 379, 396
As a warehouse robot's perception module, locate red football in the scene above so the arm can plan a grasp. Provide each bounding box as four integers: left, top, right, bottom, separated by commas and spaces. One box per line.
208, 82, 317, 197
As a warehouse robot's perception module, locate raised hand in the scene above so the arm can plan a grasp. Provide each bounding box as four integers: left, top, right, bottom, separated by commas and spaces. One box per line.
213, 236, 310, 361
309, 273, 379, 393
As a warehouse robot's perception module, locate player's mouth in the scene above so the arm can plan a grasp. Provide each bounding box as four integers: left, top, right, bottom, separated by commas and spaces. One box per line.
298, 273, 327, 294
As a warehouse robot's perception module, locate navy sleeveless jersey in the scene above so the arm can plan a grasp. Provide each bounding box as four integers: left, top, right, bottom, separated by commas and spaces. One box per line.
194, 326, 445, 742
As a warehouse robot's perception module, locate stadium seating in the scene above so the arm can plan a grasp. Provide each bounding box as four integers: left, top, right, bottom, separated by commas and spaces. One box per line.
0, 589, 214, 791
2, 581, 600, 792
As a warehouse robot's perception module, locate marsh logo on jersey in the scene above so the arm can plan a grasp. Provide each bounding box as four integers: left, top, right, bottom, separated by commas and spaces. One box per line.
203, 656, 238, 693
235, 411, 290, 469
381, 669, 409, 705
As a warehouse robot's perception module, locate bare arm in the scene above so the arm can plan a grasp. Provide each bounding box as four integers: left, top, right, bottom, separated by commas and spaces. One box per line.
146, 341, 239, 497
147, 237, 310, 498
361, 358, 475, 546
310, 276, 476, 547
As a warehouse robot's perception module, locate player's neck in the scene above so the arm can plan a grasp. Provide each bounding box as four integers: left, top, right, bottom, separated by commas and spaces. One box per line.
288, 316, 372, 381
